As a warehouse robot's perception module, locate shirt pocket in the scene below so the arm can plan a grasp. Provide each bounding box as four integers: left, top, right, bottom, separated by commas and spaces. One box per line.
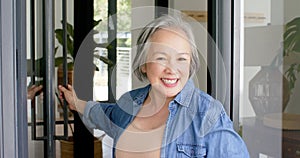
176, 144, 206, 158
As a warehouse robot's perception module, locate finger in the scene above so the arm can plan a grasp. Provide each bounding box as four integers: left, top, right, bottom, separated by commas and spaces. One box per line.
67, 84, 74, 91
33, 85, 43, 92
28, 85, 36, 91
58, 85, 68, 92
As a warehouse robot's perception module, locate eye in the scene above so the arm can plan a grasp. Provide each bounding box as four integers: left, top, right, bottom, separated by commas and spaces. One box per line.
178, 57, 187, 61
156, 57, 166, 61
177, 53, 191, 62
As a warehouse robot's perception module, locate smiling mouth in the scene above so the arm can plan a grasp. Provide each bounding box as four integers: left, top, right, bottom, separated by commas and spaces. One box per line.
161, 78, 178, 85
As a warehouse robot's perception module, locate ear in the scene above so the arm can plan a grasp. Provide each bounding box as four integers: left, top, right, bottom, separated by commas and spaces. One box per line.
141, 65, 146, 73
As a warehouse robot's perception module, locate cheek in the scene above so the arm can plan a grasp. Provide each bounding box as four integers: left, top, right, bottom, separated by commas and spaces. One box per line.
147, 64, 164, 75
177, 63, 190, 73
147, 62, 164, 69
143, 63, 163, 78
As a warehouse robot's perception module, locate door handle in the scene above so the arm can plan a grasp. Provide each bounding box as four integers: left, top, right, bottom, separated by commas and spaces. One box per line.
55, 0, 70, 140
55, 91, 70, 140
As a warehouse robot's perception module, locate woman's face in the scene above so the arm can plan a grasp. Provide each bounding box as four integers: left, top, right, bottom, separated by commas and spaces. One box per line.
142, 28, 191, 98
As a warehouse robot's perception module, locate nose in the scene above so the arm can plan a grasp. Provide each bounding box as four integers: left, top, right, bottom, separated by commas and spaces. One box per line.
164, 60, 177, 74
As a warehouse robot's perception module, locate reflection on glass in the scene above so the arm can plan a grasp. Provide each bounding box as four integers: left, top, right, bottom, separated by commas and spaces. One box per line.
248, 66, 289, 118
240, 0, 300, 157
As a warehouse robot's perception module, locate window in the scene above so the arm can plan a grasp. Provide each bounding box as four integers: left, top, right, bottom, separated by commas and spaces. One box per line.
93, 0, 132, 101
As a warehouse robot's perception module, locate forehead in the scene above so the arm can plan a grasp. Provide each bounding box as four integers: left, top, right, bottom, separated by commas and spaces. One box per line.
148, 27, 191, 52
150, 27, 189, 42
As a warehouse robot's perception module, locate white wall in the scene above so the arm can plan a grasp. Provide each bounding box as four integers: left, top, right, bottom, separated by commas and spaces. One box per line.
244, 0, 271, 27
244, 25, 283, 66
171, 0, 206, 11
131, 1, 155, 89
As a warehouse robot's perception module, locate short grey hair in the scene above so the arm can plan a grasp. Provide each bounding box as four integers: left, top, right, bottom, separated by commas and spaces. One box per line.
132, 14, 200, 82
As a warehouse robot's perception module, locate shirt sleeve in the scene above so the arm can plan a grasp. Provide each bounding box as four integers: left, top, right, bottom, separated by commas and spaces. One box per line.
204, 101, 250, 158
82, 101, 98, 129
81, 101, 117, 138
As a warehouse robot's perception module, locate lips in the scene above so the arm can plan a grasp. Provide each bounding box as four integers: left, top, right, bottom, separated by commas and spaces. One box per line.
161, 78, 178, 87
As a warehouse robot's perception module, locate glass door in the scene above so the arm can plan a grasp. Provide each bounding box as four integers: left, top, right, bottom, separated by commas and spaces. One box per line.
26, 0, 46, 157
26, 0, 70, 157
239, 0, 300, 157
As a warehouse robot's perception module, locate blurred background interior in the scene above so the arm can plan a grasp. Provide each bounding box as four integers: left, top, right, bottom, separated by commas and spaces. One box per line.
1, 0, 300, 157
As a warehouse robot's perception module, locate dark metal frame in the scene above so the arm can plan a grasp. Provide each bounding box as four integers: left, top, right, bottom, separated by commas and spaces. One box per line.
208, 0, 240, 130
72, 0, 117, 156
43, 0, 56, 156
208, 0, 232, 115
155, 0, 169, 18
61, 0, 70, 140
28, 0, 69, 157
73, 0, 95, 157
29, 0, 56, 157
107, 0, 117, 103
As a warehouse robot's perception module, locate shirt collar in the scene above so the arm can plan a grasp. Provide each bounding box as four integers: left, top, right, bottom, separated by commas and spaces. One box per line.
174, 79, 195, 107
132, 84, 150, 107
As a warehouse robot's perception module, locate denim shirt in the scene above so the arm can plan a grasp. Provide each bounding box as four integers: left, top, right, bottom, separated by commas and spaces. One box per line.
82, 80, 249, 158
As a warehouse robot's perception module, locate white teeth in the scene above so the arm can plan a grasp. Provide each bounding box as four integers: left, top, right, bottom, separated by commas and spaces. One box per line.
162, 79, 177, 84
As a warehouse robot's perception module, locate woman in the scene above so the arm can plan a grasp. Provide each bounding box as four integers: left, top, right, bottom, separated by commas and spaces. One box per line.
59, 14, 249, 158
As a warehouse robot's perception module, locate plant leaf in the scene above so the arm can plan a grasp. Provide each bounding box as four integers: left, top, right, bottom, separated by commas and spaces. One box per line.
94, 54, 114, 66
55, 29, 74, 57
55, 29, 63, 45
66, 22, 74, 38
67, 35, 74, 57
55, 56, 73, 67
96, 43, 110, 49
54, 47, 59, 55
284, 17, 300, 53
93, 19, 102, 27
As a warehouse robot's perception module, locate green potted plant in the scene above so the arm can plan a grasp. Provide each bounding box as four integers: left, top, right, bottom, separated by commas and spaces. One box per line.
26, 18, 112, 158
56, 95, 105, 158
271, 17, 300, 94
26, 20, 113, 84
54, 20, 114, 86
55, 20, 111, 158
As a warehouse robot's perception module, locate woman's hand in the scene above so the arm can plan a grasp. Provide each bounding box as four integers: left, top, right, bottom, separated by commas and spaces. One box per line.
58, 84, 86, 114
27, 85, 43, 100
58, 84, 78, 111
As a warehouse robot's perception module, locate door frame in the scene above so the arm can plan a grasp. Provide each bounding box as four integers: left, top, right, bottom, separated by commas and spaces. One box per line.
0, 0, 28, 157
207, 0, 241, 131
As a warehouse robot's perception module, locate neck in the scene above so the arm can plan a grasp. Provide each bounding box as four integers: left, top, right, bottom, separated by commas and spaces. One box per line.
148, 88, 174, 107
136, 88, 173, 118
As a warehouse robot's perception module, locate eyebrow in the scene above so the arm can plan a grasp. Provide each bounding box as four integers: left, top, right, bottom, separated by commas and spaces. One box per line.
178, 52, 191, 55
152, 51, 190, 55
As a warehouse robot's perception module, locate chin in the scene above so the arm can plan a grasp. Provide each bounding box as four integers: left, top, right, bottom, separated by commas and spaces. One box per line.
164, 88, 181, 98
